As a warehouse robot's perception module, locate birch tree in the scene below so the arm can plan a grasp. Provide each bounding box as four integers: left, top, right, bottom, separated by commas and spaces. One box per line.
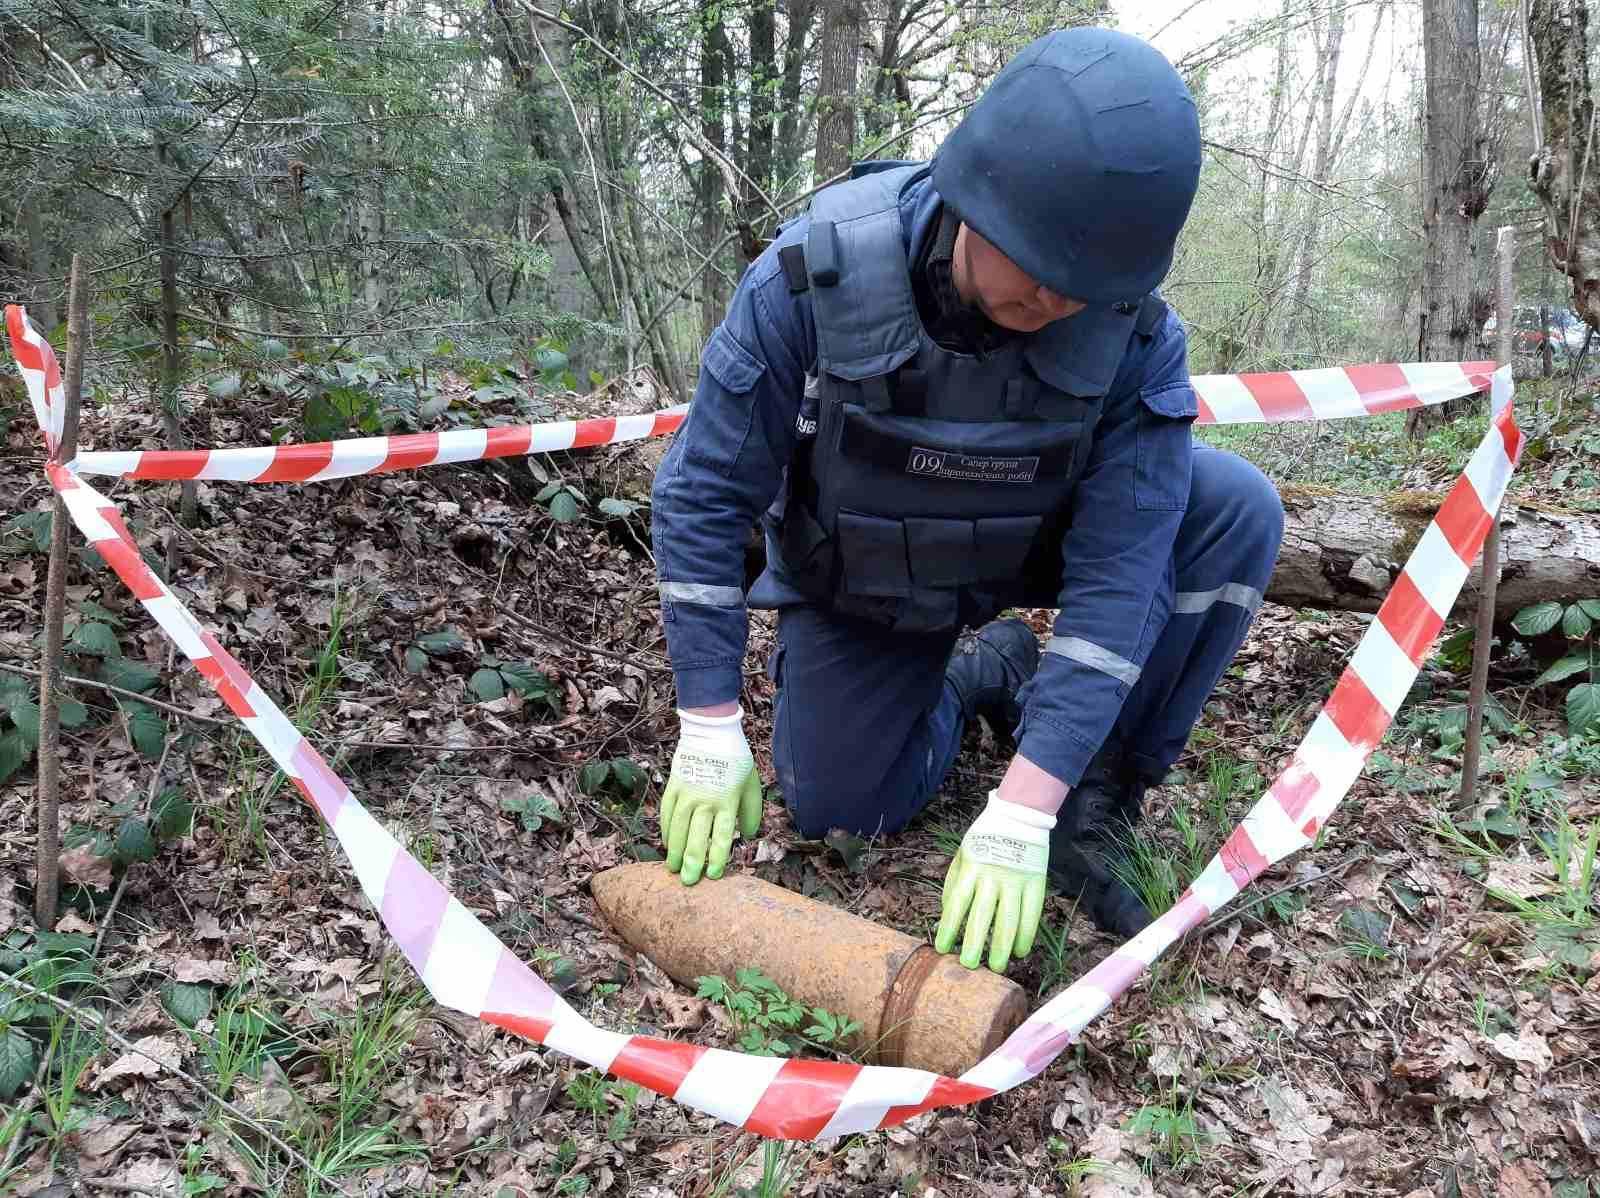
1527, 0, 1600, 332
1409, 0, 1493, 438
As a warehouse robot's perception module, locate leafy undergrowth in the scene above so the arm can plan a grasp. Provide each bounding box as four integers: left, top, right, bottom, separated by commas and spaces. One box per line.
1, 377, 1597, 1197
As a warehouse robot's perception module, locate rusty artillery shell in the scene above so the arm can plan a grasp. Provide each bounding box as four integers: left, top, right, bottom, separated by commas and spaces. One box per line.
590, 862, 1028, 1078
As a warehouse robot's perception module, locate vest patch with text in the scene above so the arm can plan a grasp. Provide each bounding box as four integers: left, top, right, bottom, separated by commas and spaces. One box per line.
906, 446, 1040, 485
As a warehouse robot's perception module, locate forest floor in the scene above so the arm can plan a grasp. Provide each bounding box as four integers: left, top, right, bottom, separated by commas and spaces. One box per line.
1, 367, 1597, 1198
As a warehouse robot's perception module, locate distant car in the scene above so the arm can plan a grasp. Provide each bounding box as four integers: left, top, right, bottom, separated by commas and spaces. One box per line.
1551, 307, 1592, 357
1481, 306, 1590, 359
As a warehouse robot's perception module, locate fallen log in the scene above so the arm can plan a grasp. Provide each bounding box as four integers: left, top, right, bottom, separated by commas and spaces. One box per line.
592, 387, 1599, 622
1269, 485, 1600, 621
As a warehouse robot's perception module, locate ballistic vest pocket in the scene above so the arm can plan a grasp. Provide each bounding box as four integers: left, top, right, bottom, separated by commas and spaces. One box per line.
975, 515, 1043, 580
905, 517, 974, 587
837, 510, 912, 597
902, 515, 1044, 587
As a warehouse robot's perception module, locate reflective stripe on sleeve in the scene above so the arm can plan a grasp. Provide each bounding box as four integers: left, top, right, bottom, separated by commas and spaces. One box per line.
1044, 636, 1142, 686
1172, 582, 1264, 616
658, 581, 745, 607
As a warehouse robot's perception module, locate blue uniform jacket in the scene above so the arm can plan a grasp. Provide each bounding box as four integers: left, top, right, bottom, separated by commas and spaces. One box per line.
650, 174, 1197, 788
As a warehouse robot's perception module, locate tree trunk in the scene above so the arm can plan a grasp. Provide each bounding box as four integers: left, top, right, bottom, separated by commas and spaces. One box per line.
775, 0, 819, 190
491, 2, 616, 325
199, 193, 287, 331
749, 0, 776, 200
1527, 0, 1600, 331
346, 2, 386, 317
699, 0, 727, 340
1287, 0, 1347, 344
1268, 489, 1598, 621
157, 142, 197, 531
862, 0, 904, 145
814, 0, 862, 186
1409, 0, 1490, 439
23, 202, 57, 334
1243, 0, 1309, 358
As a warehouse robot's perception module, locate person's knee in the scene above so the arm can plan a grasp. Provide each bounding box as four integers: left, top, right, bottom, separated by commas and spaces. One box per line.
1200, 449, 1284, 559
775, 737, 931, 839
1237, 457, 1285, 554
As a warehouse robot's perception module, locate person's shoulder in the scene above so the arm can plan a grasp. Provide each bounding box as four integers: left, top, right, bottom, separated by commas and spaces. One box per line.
1096, 296, 1189, 403
735, 213, 810, 300
1133, 296, 1188, 365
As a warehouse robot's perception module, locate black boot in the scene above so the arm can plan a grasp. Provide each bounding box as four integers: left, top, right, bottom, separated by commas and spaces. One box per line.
943, 618, 1040, 738
1048, 744, 1154, 938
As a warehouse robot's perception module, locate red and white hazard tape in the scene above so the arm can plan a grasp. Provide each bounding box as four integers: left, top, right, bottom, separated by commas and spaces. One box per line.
64, 360, 1492, 483
8, 302, 1518, 1139
70, 407, 689, 483
7, 306, 65, 458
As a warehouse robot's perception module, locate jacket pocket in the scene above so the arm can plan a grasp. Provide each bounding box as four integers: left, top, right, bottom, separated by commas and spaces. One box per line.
702, 325, 766, 394
684, 325, 767, 476
1134, 381, 1197, 511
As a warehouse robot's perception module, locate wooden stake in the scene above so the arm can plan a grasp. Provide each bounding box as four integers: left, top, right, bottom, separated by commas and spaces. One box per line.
34, 254, 89, 930
1460, 226, 1514, 807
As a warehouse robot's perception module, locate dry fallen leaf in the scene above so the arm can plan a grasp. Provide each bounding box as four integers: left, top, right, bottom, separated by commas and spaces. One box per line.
419, 1089, 510, 1156
1259, 1079, 1333, 1143
646, 988, 707, 1032
232, 1057, 314, 1137
69, 1116, 139, 1174
1146, 1043, 1184, 1080
104, 1156, 181, 1196
1485, 857, 1557, 900
90, 1035, 183, 1090
193, 911, 226, 941
56, 910, 96, 935
1491, 1028, 1554, 1074
59, 843, 113, 890
1496, 1159, 1552, 1198
1257, 986, 1300, 1033
172, 958, 236, 984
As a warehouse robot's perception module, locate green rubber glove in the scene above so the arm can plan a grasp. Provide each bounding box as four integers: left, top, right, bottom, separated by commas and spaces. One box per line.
660, 707, 763, 885
935, 791, 1054, 971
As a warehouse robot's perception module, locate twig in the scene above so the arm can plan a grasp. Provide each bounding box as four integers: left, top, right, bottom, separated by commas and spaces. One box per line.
0, 972, 334, 1187
632, 100, 974, 350
335, 737, 562, 757
1462, 227, 1514, 806
1411, 933, 1472, 989
527, 17, 622, 321
1203, 852, 1362, 932
92, 737, 176, 960
14, 17, 90, 91
0, 661, 234, 728
492, 599, 671, 674
35, 257, 89, 929
1518, 0, 1543, 155
516, 2, 779, 225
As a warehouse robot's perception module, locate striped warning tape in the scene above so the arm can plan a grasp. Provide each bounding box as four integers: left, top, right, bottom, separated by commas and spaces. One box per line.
6, 306, 65, 458
63, 360, 1493, 484
8, 303, 1518, 1139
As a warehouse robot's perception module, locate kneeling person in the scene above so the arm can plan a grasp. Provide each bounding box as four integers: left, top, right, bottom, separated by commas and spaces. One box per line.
650, 27, 1285, 971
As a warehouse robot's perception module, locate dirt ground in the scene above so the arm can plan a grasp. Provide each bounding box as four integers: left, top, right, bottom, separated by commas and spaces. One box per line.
1, 376, 1597, 1197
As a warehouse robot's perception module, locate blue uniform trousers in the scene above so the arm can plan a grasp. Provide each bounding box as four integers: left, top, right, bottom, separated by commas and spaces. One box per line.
770, 444, 1285, 839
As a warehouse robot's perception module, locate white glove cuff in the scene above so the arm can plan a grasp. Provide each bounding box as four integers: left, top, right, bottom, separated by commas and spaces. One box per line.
677, 706, 745, 730
984, 789, 1057, 832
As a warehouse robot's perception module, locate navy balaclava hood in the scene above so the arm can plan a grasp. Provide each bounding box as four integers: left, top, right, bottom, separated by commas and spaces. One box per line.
932, 27, 1202, 306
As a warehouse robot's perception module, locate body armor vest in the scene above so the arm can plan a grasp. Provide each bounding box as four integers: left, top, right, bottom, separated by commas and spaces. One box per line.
764, 164, 1164, 634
